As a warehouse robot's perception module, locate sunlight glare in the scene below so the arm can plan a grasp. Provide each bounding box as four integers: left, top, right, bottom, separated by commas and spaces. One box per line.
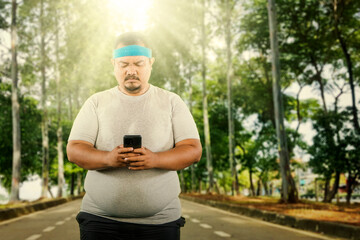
107, 0, 154, 32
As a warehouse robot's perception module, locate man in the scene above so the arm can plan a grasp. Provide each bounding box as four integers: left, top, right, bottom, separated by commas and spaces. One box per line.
66, 32, 202, 240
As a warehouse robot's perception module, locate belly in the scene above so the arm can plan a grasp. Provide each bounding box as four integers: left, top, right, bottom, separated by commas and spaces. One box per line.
82, 168, 180, 218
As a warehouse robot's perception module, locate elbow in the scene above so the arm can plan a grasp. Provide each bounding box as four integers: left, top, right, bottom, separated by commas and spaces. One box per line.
66, 143, 75, 163
193, 144, 202, 163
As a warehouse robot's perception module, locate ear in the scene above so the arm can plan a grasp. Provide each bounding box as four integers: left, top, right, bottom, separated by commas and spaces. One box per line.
150, 57, 155, 66
111, 58, 115, 66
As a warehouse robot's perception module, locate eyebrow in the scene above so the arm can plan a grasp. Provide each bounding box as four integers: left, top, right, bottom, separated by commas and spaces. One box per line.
117, 60, 145, 65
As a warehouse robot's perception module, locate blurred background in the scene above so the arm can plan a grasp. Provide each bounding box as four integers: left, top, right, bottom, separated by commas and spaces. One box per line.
0, 0, 359, 205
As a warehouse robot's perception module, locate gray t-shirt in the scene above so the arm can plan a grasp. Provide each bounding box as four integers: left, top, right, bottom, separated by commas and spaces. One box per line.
68, 85, 200, 224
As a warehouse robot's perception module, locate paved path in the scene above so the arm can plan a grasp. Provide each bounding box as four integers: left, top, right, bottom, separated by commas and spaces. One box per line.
0, 199, 81, 240
0, 199, 345, 240
180, 200, 344, 240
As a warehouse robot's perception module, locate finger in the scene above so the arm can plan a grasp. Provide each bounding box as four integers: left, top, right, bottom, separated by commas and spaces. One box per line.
124, 156, 144, 162
133, 147, 146, 154
119, 147, 134, 153
129, 161, 144, 167
128, 166, 144, 171
120, 153, 140, 158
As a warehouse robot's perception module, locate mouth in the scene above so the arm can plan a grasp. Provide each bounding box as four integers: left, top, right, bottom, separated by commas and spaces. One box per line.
125, 75, 140, 81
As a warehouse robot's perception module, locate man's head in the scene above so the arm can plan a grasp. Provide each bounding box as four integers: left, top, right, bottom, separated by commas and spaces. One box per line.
112, 32, 155, 96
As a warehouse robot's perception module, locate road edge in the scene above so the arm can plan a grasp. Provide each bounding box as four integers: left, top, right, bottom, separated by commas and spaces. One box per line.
180, 195, 360, 240
0, 195, 83, 222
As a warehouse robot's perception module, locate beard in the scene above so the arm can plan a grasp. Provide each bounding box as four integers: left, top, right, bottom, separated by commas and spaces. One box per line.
124, 75, 141, 93
125, 84, 141, 93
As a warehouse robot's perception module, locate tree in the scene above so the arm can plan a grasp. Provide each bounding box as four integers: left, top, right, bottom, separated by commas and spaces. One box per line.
9, 0, 21, 202
268, 0, 298, 203
329, 0, 360, 133
53, 4, 64, 197
0, 83, 42, 191
200, 0, 214, 191
221, 0, 240, 195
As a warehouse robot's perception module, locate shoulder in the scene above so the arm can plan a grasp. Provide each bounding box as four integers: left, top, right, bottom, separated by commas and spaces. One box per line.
85, 87, 117, 107
151, 85, 183, 104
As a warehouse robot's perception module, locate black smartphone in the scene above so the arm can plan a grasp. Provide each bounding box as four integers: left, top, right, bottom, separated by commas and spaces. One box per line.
123, 135, 142, 149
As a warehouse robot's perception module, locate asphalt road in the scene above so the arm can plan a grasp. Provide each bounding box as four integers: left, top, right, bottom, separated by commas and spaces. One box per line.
0, 198, 344, 240
180, 200, 344, 240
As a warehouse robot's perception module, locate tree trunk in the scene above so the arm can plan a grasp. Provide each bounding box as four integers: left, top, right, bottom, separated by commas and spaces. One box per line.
315, 178, 319, 202
201, 0, 214, 192
346, 174, 356, 205
70, 172, 75, 196
324, 171, 340, 203
262, 178, 269, 195
221, 174, 227, 194
180, 170, 185, 193
54, 8, 64, 198
214, 181, 220, 194
10, 0, 21, 203
40, 0, 50, 199
267, 0, 298, 203
323, 177, 330, 203
191, 165, 196, 192
225, 0, 238, 196
77, 172, 82, 195
256, 179, 261, 196
187, 67, 196, 193
249, 170, 255, 196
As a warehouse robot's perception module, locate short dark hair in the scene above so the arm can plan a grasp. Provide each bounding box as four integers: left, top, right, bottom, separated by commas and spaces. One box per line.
114, 32, 150, 49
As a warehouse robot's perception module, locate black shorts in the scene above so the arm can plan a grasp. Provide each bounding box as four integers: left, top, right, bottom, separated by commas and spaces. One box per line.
76, 212, 185, 240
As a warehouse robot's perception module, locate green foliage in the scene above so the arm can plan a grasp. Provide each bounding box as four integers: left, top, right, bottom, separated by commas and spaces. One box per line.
0, 0, 8, 29
308, 109, 349, 178
0, 83, 42, 190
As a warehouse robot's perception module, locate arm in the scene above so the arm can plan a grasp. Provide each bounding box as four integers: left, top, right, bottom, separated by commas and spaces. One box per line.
125, 139, 202, 171
66, 140, 137, 170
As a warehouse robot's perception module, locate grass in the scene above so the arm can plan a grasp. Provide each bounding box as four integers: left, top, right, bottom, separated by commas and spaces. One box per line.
182, 193, 360, 227
0, 197, 57, 210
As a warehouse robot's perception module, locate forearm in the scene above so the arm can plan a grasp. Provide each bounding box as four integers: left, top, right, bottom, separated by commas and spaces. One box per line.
67, 140, 110, 170
154, 140, 202, 171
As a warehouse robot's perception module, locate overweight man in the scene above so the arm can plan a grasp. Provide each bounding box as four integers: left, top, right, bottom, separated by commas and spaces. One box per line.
66, 32, 202, 240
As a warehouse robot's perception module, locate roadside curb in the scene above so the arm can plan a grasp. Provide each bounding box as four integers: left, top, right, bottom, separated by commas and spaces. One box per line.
0, 195, 83, 222
180, 195, 360, 240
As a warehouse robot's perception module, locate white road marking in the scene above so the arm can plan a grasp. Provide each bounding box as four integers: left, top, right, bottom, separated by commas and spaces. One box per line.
214, 231, 231, 238
65, 217, 71, 221
25, 234, 42, 240
191, 218, 200, 223
200, 223, 213, 229
43, 226, 55, 232
55, 220, 65, 225
220, 216, 247, 224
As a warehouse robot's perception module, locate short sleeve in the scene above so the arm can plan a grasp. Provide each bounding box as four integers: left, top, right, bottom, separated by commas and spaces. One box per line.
68, 97, 99, 145
171, 95, 200, 144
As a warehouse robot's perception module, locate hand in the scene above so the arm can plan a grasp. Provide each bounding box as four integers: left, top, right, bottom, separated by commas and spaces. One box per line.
105, 145, 140, 168
125, 147, 158, 170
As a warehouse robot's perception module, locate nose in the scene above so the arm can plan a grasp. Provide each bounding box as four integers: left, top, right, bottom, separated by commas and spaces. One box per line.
125, 65, 137, 75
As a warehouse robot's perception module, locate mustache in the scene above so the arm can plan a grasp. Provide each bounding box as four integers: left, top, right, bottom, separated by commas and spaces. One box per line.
125, 75, 140, 81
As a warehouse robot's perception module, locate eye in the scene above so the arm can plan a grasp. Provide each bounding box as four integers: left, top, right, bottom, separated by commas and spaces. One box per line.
135, 61, 145, 67
117, 62, 128, 68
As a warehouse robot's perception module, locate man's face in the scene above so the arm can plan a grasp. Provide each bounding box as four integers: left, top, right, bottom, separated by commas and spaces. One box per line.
112, 43, 155, 96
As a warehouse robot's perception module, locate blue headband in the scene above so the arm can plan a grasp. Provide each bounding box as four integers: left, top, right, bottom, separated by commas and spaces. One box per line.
113, 45, 152, 59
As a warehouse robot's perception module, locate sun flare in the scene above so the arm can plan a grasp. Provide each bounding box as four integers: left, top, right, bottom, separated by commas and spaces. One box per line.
107, 0, 154, 33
